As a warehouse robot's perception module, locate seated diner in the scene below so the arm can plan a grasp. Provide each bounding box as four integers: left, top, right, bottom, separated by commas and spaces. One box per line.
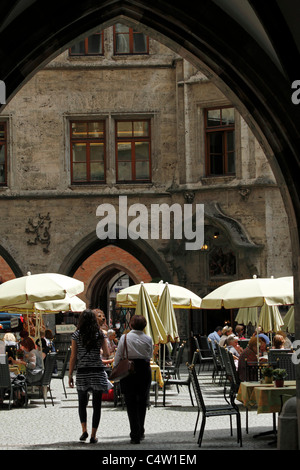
9, 336, 44, 384
237, 336, 267, 382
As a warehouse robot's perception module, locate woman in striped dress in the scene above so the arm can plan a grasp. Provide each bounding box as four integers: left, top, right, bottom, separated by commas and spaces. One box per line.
69, 309, 111, 443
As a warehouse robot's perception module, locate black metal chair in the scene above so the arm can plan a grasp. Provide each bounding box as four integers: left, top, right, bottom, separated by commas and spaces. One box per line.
170, 342, 180, 364
219, 346, 241, 410
52, 347, 71, 398
214, 341, 227, 385
245, 359, 261, 382
199, 336, 214, 359
162, 350, 197, 406
239, 339, 250, 349
193, 336, 213, 374
208, 340, 223, 383
188, 363, 242, 447
161, 342, 185, 380
0, 354, 28, 409
30, 352, 57, 407
268, 351, 296, 380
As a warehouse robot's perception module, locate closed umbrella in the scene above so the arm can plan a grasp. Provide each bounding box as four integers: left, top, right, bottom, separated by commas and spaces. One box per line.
258, 304, 284, 333
235, 307, 258, 325
156, 283, 179, 344
282, 306, 295, 334
156, 283, 180, 372
135, 282, 168, 346
117, 281, 201, 309
0, 272, 84, 309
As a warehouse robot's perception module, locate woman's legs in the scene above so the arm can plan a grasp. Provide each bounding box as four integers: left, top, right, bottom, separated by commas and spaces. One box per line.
91, 390, 103, 437
78, 390, 89, 435
77, 389, 103, 440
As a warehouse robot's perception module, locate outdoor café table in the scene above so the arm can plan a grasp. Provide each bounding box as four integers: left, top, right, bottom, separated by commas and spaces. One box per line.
237, 381, 296, 439
150, 361, 164, 387
9, 365, 20, 375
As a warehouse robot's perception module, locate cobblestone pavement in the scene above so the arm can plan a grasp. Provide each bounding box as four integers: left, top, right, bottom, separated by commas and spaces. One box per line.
0, 366, 279, 453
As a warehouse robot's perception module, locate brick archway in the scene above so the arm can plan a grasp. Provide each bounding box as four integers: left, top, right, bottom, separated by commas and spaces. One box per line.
73, 245, 152, 309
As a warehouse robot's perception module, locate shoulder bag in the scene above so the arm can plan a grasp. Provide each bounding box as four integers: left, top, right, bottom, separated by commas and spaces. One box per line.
109, 334, 135, 382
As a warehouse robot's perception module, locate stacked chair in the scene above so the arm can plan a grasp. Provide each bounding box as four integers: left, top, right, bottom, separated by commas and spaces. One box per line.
193, 336, 213, 373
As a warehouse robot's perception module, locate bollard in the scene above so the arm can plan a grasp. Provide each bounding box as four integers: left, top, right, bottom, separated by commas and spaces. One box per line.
277, 396, 298, 450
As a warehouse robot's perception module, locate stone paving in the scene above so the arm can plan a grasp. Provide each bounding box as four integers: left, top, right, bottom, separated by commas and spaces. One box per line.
0, 366, 280, 452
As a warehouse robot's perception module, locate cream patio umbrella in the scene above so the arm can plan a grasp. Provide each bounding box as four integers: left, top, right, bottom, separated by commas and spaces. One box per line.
200, 275, 293, 310
201, 275, 293, 362
117, 281, 202, 309
28, 295, 86, 341
1, 272, 85, 343
0, 272, 84, 309
7, 293, 86, 333
134, 282, 168, 346
258, 303, 284, 333
8, 294, 87, 314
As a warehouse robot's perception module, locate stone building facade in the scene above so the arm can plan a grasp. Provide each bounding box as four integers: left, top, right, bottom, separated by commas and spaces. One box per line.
0, 24, 292, 335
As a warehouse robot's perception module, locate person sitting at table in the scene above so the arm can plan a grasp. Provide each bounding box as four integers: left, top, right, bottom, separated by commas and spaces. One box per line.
227, 335, 243, 368
10, 336, 44, 384
235, 325, 246, 340
276, 330, 292, 349
219, 326, 233, 347
3, 332, 18, 360
272, 334, 285, 349
208, 326, 223, 348
252, 326, 270, 347
36, 329, 51, 361
106, 329, 118, 358
259, 336, 268, 357
237, 336, 265, 382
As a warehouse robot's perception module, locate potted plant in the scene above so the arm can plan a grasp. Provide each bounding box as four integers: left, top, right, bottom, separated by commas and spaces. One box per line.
261, 365, 273, 384
272, 368, 288, 387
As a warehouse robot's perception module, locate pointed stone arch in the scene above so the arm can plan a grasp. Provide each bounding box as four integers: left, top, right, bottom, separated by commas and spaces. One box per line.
58, 229, 172, 283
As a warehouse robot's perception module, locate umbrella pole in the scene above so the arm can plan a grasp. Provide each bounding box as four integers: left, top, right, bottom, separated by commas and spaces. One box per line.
256, 307, 259, 365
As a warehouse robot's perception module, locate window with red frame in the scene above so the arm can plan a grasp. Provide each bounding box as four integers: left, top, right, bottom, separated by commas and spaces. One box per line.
70, 121, 106, 184
0, 122, 7, 185
69, 31, 104, 56
114, 24, 149, 54
205, 107, 235, 176
116, 120, 151, 182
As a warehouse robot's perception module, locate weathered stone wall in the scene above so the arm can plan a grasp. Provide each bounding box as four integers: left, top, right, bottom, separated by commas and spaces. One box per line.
0, 27, 292, 300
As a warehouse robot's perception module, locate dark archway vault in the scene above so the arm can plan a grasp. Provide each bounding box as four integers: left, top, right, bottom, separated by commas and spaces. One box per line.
1, 1, 299, 309
1, 0, 300, 445
1, 1, 299, 230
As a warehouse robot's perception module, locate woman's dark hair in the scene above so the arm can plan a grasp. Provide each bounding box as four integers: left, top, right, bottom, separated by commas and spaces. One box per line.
130, 315, 147, 331
77, 309, 104, 351
20, 336, 35, 351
